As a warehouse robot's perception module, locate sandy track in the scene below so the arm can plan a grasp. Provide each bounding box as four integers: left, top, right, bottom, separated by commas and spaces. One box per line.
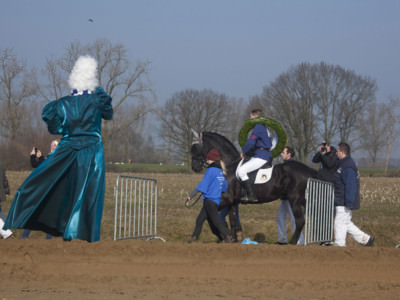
1, 239, 400, 299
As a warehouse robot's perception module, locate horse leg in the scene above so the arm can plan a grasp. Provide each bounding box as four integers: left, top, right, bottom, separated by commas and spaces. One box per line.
227, 207, 236, 241
289, 199, 305, 245
228, 204, 243, 242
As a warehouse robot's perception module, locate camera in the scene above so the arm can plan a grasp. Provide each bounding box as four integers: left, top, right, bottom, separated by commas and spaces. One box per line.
321, 143, 327, 152
34, 147, 38, 152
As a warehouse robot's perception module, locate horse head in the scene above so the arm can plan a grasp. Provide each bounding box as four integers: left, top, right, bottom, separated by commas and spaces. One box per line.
191, 129, 206, 173
190, 129, 241, 173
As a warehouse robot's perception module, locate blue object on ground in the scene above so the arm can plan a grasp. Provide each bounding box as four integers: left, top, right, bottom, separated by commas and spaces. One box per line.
241, 238, 258, 245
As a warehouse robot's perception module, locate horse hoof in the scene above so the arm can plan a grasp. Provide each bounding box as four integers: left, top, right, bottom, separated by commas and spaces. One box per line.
187, 236, 197, 243
222, 235, 233, 243
236, 231, 244, 242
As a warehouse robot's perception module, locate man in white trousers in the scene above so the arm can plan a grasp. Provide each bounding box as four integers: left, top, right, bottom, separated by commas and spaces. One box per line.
333, 143, 374, 247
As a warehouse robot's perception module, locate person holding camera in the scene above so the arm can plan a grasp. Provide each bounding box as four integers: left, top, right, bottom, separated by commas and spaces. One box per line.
312, 141, 338, 246
312, 141, 338, 183
30, 140, 59, 169
30, 147, 45, 168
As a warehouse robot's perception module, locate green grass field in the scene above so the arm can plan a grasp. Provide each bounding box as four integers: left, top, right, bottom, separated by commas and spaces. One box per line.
3, 170, 400, 247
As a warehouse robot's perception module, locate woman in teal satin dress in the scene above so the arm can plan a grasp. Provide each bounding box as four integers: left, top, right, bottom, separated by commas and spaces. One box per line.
4, 56, 113, 242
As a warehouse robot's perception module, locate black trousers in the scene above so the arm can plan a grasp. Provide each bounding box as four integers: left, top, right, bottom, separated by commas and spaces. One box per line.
192, 199, 230, 240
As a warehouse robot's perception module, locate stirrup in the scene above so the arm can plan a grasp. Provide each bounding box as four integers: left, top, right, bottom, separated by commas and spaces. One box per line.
240, 195, 258, 204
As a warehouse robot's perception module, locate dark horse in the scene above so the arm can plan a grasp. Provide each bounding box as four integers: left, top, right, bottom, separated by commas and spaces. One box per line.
191, 131, 318, 244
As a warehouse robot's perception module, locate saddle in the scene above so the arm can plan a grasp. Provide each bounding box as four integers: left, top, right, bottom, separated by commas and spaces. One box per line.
236, 159, 274, 185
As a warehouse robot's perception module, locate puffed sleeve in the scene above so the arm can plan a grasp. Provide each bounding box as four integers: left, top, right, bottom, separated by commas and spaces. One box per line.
95, 87, 113, 120
42, 100, 64, 135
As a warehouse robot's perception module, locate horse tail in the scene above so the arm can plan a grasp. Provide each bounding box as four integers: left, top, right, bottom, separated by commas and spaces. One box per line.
220, 160, 227, 176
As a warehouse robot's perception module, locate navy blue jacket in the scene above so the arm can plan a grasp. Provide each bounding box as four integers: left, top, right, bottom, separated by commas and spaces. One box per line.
242, 124, 272, 161
333, 156, 360, 210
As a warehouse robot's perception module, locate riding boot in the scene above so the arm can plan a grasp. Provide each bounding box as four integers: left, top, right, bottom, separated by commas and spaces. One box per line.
240, 180, 257, 203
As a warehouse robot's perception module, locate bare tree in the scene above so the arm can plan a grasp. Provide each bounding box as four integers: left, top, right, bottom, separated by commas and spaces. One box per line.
358, 101, 392, 167
252, 62, 377, 162
0, 48, 39, 141
224, 97, 247, 147
40, 56, 68, 102
335, 68, 377, 144
158, 89, 232, 165
384, 97, 400, 174
251, 63, 317, 162
312, 63, 343, 142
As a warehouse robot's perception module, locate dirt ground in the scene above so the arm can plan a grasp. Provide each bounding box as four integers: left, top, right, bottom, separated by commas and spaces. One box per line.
1, 239, 400, 300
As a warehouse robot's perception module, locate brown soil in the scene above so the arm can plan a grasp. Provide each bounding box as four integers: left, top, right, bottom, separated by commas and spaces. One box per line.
1, 239, 400, 299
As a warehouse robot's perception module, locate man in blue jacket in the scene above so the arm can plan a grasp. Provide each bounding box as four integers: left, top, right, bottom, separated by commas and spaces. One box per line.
237, 109, 272, 203
333, 142, 374, 247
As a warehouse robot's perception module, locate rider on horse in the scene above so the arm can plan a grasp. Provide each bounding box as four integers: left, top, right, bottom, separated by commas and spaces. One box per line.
237, 109, 273, 203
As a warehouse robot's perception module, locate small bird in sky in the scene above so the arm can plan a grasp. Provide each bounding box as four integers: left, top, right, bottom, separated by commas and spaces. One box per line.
88, 18, 94, 23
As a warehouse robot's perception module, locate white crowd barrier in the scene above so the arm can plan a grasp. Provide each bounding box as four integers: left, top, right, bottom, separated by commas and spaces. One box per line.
304, 178, 335, 245
114, 175, 165, 242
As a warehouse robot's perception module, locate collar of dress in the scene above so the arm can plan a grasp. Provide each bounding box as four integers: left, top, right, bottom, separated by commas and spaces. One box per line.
71, 89, 92, 96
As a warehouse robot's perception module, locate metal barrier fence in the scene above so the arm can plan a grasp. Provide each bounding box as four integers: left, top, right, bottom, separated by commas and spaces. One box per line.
114, 175, 165, 242
304, 178, 335, 245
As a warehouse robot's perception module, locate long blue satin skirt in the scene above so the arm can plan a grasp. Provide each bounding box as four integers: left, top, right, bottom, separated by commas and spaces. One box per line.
5, 136, 106, 242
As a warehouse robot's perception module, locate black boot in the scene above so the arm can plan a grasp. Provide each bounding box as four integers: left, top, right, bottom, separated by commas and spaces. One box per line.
240, 180, 257, 203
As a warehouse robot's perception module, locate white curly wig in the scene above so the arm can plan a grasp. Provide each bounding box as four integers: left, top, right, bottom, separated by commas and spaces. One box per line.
68, 55, 98, 92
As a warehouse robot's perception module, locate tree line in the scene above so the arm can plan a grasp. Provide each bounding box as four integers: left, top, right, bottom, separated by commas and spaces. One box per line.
0, 39, 399, 171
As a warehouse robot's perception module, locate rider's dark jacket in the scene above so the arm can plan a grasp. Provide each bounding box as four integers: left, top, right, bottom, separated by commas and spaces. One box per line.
242, 124, 272, 161
333, 155, 360, 210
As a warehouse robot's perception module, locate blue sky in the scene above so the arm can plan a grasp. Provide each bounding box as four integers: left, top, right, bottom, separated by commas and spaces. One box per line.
1, 0, 399, 103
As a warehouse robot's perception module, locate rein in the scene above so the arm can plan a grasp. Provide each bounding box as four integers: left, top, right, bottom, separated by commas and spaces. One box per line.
193, 155, 241, 171
192, 155, 208, 170
226, 157, 242, 169
185, 193, 202, 208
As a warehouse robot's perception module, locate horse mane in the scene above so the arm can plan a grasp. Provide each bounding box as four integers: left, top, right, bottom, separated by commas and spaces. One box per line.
202, 132, 240, 157
283, 160, 318, 178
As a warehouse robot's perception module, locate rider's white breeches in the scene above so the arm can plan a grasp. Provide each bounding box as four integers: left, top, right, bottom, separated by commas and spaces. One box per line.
237, 157, 267, 181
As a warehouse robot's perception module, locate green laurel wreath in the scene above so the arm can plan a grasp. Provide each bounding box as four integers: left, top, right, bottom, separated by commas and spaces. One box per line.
238, 117, 287, 158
